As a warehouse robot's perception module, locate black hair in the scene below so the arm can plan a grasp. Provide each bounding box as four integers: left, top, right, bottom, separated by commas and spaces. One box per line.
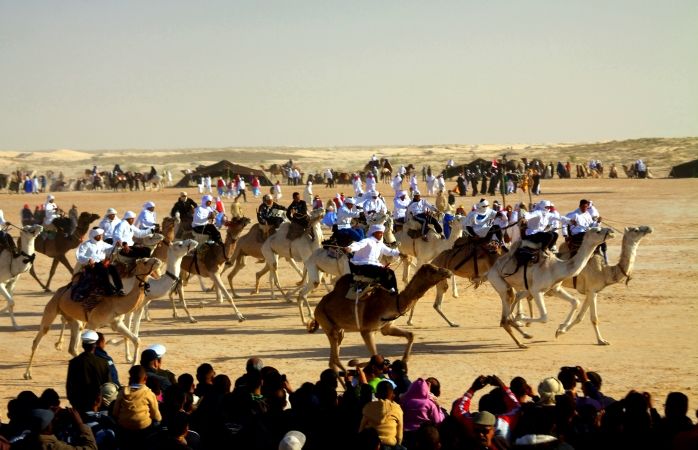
128, 365, 146, 385
376, 380, 394, 400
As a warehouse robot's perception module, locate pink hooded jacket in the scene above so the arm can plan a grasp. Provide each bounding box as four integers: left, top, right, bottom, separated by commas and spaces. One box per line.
399, 378, 445, 432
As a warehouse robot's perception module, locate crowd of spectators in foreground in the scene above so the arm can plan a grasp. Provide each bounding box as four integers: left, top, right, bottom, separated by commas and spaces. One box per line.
0, 338, 695, 450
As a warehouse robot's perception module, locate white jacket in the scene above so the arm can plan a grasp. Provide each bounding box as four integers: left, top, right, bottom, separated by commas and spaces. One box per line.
99, 216, 120, 240
464, 209, 497, 238
192, 205, 216, 227
113, 220, 153, 246
336, 205, 360, 230
347, 236, 400, 266
76, 239, 115, 264
135, 209, 157, 229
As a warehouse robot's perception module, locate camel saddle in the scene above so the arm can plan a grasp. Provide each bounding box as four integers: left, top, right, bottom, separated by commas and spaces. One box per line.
256, 224, 276, 243
70, 270, 116, 306
345, 275, 381, 301
112, 259, 136, 279
286, 221, 312, 241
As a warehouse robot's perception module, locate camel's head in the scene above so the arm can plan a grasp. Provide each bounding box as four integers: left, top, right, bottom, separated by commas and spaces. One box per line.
367, 211, 387, 226
79, 212, 101, 225
21, 224, 43, 238
225, 216, 251, 231
170, 239, 198, 257
624, 225, 653, 242
161, 216, 178, 231
142, 233, 165, 247
585, 227, 615, 246
134, 257, 163, 279
415, 264, 452, 283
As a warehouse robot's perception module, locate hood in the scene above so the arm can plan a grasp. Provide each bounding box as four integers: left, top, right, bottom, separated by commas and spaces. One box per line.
119, 386, 151, 407
401, 378, 429, 402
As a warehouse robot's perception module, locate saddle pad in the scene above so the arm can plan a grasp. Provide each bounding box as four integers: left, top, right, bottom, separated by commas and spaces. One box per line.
345, 283, 378, 301
514, 247, 539, 266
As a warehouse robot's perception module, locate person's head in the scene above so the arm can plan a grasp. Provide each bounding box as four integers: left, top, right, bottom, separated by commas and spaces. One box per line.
96, 332, 106, 349
398, 190, 407, 200
196, 363, 215, 384
177, 373, 195, 393
202, 195, 213, 206
318, 368, 339, 390
279, 430, 307, 450
129, 365, 147, 385
413, 192, 421, 201
510, 376, 532, 400
344, 197, 355, 208
140, 349, 159, 369
263, 194, 272, 205
144, 201, 155, 211
538, 377, 564, 405
81, 330, 98, 353
557, 366, 578, 391
106, 207, 117, 219
368, 224, 385, 240
476, 198, 489, 214
376, 380, 395, 401
355, 428, 381, 450
213, 374, 232, 394
292, 192, 300, 201
30, 408, 54, 435
426, 377, 441, 398
123, 210, 136, 224
665, 392, 689, 419
47, 195, 55, 203
89, 227, 104, 242
414, 423, 441, 450
39, 388, 60, 412
246, 357, 264, 374
471, 411, 496, 447
179, 191, 188, 201
586, 371, 602, 390
167, 411, 190, 440
100, 382, 119, 408
579, 199, 590, 212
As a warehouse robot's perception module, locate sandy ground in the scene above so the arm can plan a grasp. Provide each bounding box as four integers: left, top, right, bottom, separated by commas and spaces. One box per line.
0, 175, 697, 418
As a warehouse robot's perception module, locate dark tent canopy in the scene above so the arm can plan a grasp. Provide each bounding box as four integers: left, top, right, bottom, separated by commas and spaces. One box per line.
175, 160, 273, 187
669, 159, 698, 178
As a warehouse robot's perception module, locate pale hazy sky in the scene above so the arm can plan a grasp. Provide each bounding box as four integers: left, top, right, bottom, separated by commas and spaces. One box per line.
1, 0, 696, 150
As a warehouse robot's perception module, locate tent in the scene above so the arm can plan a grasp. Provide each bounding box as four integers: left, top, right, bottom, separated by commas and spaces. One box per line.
175, 160, 273, 187
669, 159, 698, 178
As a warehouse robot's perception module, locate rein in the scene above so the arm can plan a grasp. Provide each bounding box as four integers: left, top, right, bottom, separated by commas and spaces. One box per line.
165, 270, 182, 292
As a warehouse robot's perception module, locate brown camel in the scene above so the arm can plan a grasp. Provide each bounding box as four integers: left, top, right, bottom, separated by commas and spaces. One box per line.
260, 164, 284, 179
308, 264, 452, 372
426, 239, 504, 327
170, 217, 250, 322
24, 257, 163, 379
29, 211, 100, 292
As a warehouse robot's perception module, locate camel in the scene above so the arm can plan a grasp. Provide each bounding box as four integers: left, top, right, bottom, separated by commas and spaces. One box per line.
488, 227, 615, 348
395, 217, 462, 283
0, 225, 44, 329
24, 257, 163, 379
260, 164, 284, 179
548, 225, 653, 344
260, 208, 325, 301
427, 237, 505, 327
169, 217, 250, 322
29, 211, 100, 292
296, 215, 397, 325
119, 239, 199, 361
307, 264, 452, 372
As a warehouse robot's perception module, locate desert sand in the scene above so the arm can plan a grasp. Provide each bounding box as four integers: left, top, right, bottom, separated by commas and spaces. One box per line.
0, 142, 697, 418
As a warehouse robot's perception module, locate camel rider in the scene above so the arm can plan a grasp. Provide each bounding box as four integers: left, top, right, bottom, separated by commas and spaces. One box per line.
522, 200, 558, 252
43, 194, 61, 231
257, 194, 286, 229
406, 191, 443, 241
392, 190, 410, 225
344, 224, 402, 293
113, 211, 155, 258
135, 201, 157, 230
286, 192, 312, 239
192, 195, 223, 244
0, 211, 20, 258
99, 208, 120, 245
361, 190, 388, 217
464, 199, 505, 244
76, 228, 125, 296
334, 197, 364, 243
567, 199, 606, 262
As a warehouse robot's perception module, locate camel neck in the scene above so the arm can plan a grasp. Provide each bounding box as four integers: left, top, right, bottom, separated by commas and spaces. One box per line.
611, 235, 639, 283
565, 235, 605, 279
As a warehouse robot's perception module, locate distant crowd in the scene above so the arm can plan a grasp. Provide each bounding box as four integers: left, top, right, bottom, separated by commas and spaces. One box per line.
0, 331, 695, 450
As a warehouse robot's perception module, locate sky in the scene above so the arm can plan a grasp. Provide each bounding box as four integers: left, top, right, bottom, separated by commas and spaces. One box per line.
0, 0, 696, 150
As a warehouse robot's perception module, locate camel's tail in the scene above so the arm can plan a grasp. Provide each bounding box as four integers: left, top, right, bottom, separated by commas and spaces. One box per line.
306, 319, 319, 333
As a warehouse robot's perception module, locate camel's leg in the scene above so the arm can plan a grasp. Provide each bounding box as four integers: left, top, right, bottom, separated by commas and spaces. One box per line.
401, 257, 412, 283
109, 319, 140, 364
431, 279, 459, 327
28, 265, 49, 292
550, 287, 580, 338
173, 284, 197, 323
253, 265, 269, 295
286, 257, 304, 278
143, 303, 152, 321
587, 292, 609, 345
379, 324, 415, 362
54, 316, 68, 350
327, 328, 346, 373
227, 255, 246, 298
297, 280, 318, 326
360, 330, 379, 357
451, 273, 459, 298
0, 283, 20, 330
490, 277, 531, 348
211, 273, 245, 322
24, 297, 62, 380
48, 255, 74, 292
68, 320, 83, 357
520, 291, 549, 324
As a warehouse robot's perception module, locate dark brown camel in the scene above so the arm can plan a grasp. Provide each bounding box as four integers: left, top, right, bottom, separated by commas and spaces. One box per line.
29, 211, 100, 292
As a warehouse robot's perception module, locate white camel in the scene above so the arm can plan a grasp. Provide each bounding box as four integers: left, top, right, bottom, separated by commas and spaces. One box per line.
394, 218, 464, 325
488, 227, 615, 348
0, 225, 44, 329
296, 215, 397, 325
119, 239, 198, 361
261, 208, 325, 301
551, 225, 653, 344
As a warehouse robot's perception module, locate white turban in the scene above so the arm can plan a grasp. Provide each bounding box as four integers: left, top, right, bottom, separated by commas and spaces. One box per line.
368, 224, 385, 235
123, 211, 136, 219
143, 201, 155, 209
89, 228, 104, 240
202, 195, 213, 204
